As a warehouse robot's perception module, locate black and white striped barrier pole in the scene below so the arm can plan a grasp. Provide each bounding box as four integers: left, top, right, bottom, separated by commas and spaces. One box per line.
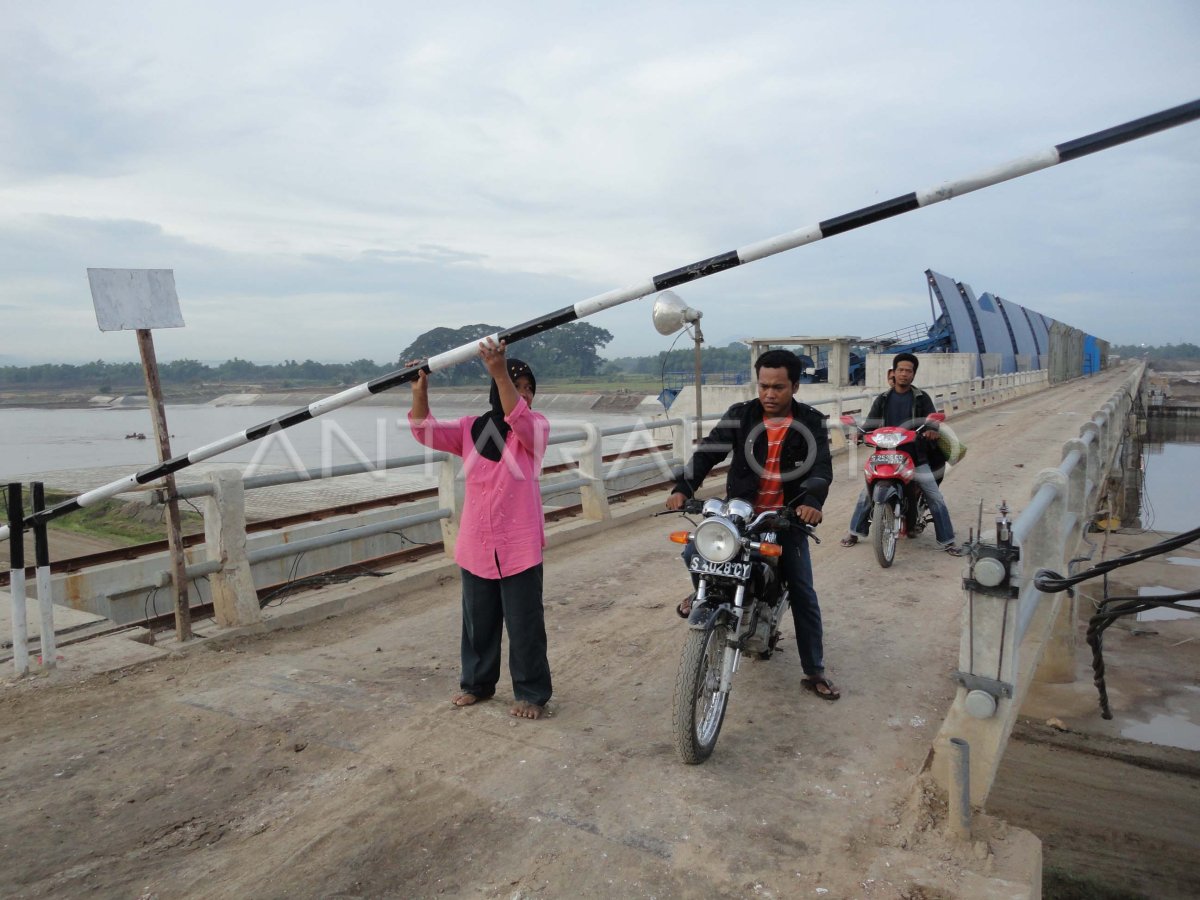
31, 483, 56, 670
1, 97, 1198, 541
6, 483, 29, 674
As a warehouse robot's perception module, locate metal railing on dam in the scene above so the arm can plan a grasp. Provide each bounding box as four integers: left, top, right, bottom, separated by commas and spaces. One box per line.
930, 362, 1145, 807
10, 369, 1049, 649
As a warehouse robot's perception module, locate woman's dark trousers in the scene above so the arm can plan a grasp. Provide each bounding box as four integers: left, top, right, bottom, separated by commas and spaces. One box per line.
459, 564, 552, 705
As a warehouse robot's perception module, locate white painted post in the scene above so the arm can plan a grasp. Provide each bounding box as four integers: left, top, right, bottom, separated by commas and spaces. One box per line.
6, 483, 29, 675
35, 566, 55, 669
31, 483, 56, 670
10, 568, 29, 675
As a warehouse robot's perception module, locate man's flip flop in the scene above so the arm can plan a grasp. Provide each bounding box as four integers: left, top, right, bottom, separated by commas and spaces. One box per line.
675, 593, 695, 619
802, 676, 841, 702
839, 534, 859, 547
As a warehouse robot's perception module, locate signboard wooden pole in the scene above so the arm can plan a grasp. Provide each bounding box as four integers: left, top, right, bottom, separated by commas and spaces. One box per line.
135, 329, 192, 643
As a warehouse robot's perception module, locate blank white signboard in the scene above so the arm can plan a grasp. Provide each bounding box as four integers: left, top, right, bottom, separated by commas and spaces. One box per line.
87, 268, 185, 331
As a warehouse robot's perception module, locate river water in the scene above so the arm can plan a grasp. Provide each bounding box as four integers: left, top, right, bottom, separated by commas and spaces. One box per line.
0, 402, 664, 482
1139, 421, 1200, 533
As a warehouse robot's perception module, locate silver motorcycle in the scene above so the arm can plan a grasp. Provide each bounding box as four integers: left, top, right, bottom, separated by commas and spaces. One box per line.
663, 498, 815, 764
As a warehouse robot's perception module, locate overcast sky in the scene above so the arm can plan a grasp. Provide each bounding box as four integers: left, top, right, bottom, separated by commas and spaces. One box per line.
2, 2, 1197, 367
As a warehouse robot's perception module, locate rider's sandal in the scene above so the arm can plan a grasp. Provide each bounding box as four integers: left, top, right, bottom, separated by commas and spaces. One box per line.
675, 593, 695, 619
801, 676, 841, 702
839, 534, 859, 548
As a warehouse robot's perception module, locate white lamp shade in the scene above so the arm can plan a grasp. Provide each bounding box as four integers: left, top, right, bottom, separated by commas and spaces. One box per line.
651, 290, 701, 335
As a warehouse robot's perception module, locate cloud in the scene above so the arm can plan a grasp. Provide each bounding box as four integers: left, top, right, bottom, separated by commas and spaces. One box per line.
1, 1, 1198, 364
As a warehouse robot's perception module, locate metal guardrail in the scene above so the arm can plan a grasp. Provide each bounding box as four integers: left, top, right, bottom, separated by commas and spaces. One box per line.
947, 364, 1142, 721
24, 370, 1052, 634
1009, 365, 1143, 644
929, 363, 1143, 809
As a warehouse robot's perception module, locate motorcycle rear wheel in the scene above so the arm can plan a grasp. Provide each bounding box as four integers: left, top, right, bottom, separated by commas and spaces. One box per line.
672, 622, 731, 764
872, 500, 898, 568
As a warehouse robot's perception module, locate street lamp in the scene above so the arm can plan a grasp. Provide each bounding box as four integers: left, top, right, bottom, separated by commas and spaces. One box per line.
652, 290, 704, 442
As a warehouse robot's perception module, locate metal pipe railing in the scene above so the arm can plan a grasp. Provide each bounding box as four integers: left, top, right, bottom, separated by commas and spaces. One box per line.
22, 365, 1059, 633
1006, 365, 1143, 649
247, 508, 451, 565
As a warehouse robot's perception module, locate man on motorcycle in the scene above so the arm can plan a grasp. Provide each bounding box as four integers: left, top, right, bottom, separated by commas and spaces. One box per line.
665, 349, 840, 701
840, 352, 963, 555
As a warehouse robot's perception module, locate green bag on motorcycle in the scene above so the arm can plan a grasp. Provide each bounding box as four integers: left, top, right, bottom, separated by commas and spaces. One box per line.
935, 423, 968, 466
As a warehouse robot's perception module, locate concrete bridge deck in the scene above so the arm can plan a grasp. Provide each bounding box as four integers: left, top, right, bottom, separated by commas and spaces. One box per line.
0, 366, 1157, 898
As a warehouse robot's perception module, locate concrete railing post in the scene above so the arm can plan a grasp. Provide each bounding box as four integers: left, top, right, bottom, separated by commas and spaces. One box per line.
577, 423, 611, 521
1062, 439, 1087, 527
671, 420, 691, 470
1080, 422, 1102, 509
1099, 402, 1116, 463
204, 471, 262, 628
830, 396, 846, 452
1019, 470, 1071, 636
1038, 445, 1088, 685
437, 455, 463, 560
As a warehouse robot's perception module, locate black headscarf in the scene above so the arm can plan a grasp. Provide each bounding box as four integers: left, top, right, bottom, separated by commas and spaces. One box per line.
470, 358, 536, 462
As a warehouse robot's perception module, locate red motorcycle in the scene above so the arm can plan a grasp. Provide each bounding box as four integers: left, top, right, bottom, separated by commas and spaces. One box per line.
840, 412, 945, 568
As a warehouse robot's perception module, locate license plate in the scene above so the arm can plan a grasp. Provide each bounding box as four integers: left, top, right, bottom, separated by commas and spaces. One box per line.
690, 557, 751, 579
870, 453, 907, 466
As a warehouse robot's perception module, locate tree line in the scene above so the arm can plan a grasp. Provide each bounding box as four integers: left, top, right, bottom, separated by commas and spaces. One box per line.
1111, 342, 1200, 360
0, 323, 761, 390
0, 358, 396, 390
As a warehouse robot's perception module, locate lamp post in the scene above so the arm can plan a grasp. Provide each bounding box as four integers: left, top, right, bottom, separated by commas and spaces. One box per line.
652, 291, 704, 443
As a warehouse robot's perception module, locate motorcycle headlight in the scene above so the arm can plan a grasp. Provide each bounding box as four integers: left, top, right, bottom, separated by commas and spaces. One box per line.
694, 518, 741, 564
870, 431, 905, 449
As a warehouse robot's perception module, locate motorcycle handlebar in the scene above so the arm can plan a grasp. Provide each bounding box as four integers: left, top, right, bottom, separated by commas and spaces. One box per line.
657, 500, 820, 541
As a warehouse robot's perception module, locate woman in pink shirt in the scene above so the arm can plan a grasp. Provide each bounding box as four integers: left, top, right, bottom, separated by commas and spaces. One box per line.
409, 339, 552, 719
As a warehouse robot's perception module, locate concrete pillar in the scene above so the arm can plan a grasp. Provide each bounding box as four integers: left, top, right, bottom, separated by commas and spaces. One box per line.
828, 340, 851, 387
1035, 592, 1077, 684
577, 423, 611, 521
204, 471, 262, 628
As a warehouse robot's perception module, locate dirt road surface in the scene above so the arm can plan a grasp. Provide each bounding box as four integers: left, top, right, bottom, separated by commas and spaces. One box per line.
4, 366, 1182, 899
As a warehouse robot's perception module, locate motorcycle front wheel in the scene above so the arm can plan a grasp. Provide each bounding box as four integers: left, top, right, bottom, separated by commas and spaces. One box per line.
672, 621, 732, 764
872, 500, 898, 568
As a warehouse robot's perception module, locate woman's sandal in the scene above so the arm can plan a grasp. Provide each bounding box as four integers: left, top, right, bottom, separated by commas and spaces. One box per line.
801, 676, 841, 702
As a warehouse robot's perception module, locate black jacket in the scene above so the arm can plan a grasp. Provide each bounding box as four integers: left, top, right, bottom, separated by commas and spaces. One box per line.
672, 398, 833, 510
864, 385, 946, 469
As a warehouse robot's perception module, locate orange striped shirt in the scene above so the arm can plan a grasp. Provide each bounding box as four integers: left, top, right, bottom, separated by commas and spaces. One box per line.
754, 416, 792, 513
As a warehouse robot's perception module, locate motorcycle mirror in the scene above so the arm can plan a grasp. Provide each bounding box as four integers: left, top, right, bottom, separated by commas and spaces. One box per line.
927, 412, 946, 423
839, 414, 857, 426
651, 290, 702, 335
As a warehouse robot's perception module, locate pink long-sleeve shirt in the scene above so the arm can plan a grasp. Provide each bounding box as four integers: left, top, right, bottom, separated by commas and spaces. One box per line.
409, 397, 549, 580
